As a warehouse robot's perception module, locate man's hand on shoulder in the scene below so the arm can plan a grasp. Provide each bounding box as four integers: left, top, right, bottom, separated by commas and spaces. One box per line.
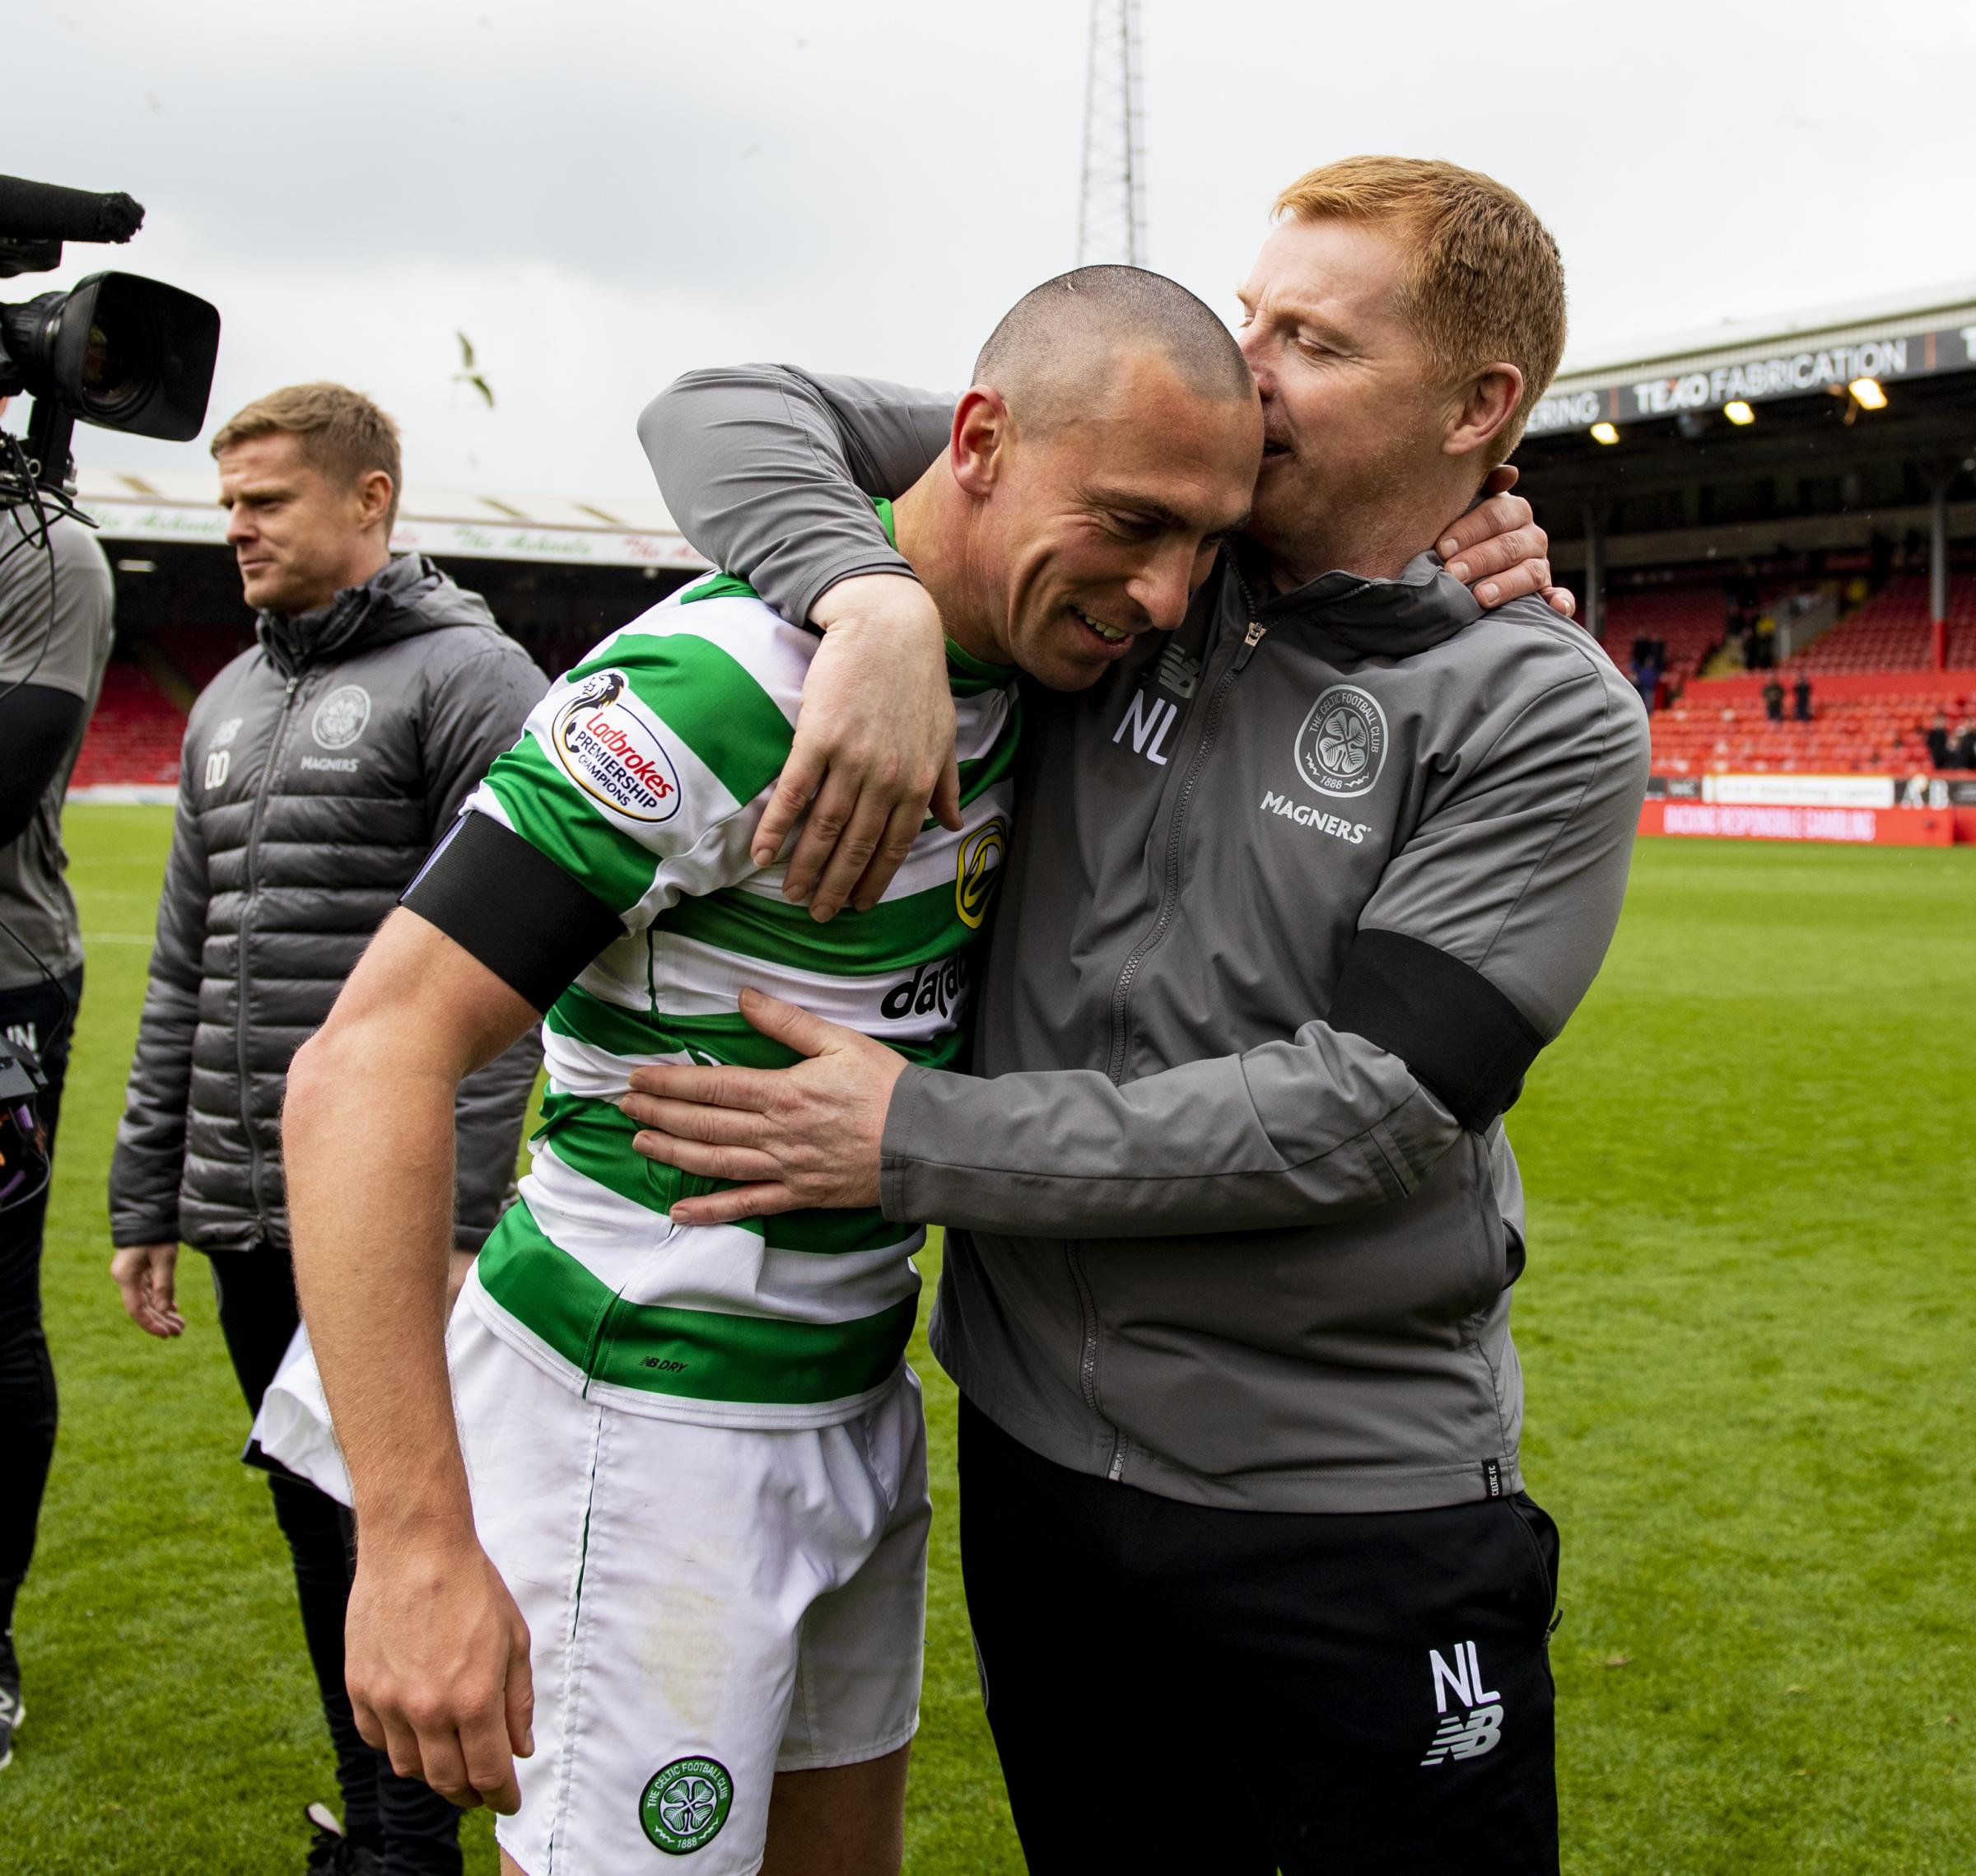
1438, 466, 1577, 621
618, 988, 905, 1222
767, 575, 961, 924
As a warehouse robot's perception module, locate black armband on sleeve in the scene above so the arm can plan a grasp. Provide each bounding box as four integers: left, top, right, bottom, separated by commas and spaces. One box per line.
1327, 928, 1544, 1132
402, 811, 624, 1013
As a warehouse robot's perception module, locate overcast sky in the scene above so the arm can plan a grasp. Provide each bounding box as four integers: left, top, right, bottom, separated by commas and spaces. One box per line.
12, 0, 1976, 501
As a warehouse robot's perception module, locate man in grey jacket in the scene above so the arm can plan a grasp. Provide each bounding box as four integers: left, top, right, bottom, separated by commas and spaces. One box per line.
107, 383, 545, 1876
623, 158, 1649, 1874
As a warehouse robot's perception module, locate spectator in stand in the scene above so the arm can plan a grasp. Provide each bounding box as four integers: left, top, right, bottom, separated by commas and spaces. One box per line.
1763, 675, 1786, 722
106, 384, 546, 1876
1750, 614, 1777, 670
1792, 674, 1813, 722
1924, 714, 1951, 769
0, 410, 116, 1774
1953, 720, 1976, 771
1631, 641, 1662, 715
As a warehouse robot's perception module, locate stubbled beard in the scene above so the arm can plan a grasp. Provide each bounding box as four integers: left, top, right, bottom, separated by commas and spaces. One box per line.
1253, 434, 1435, 580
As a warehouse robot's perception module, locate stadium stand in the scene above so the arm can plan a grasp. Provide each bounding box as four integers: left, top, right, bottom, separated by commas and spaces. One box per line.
148, 619, 252, 691
1601, 584, 1727, 690
70, 660, 189, 789
1784, 575, 1976, 673
72, 590, 1972, 793
65, 614, 256, 792
1650, 674, 1975, 776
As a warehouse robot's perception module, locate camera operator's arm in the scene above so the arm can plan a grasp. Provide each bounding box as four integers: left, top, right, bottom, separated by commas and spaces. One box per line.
0, 685, 86, 845
0, 512, 113, 844
109, 722, 212, 1334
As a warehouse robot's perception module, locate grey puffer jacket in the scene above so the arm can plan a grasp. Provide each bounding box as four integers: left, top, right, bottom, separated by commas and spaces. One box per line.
110, 554, 547, 1256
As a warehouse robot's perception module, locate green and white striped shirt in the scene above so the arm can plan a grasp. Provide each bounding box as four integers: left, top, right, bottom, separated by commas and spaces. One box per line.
461, 520, 1022, 1427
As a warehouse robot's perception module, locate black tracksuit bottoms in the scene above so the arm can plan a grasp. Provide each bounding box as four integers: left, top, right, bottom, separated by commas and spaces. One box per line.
207, 1244, 462, 1876
0, 968, 82, 1637
958, 1396, 1561, 1875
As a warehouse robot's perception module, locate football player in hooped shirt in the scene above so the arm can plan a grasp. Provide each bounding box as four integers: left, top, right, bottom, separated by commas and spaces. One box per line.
283, 267, 1262, 1876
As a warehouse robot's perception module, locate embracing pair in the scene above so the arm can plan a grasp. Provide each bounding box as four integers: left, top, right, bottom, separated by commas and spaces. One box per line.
282, 156, 1647, 1876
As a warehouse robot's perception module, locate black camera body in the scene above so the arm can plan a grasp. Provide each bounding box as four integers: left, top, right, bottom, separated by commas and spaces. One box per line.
0, 174, 221, 508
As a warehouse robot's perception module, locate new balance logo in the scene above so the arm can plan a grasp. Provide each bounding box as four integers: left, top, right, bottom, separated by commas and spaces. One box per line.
1156, 643, 1202, 698
1421, 1703, 1503, 1766
1420, 1640, 1504, 1768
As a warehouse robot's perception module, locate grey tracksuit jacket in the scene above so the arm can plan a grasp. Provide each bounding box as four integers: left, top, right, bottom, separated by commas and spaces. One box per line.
110, 554, 546, 1258
642, 368, 1652, 1514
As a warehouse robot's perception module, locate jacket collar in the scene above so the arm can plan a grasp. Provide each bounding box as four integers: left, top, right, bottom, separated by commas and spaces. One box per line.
1233, 546, 1484, 661
256, 553, 463, 677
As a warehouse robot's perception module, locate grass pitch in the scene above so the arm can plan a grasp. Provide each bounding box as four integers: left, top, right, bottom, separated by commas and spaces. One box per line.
3, 808, 1971, 1873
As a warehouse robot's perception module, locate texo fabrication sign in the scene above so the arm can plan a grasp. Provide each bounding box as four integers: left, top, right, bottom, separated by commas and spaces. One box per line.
1526, 321, 1976, 436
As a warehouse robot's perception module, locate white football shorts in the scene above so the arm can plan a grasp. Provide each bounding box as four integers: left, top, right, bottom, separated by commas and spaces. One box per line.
448, 1300, 930, 1876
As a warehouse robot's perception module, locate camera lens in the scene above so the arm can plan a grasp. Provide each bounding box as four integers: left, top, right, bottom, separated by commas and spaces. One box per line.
0, 269, 220, 443
77, 299, 155, 418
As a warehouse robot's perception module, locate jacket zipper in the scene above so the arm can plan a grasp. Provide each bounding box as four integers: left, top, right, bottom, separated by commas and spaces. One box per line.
1104, 606, 1270, 1082
1079, 590, 1271, 1482
1064, 1243, 1111, 1426
238, 671, 304, 1234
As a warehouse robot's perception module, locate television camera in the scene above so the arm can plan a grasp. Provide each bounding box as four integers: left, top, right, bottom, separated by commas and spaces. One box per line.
0, 173, 221, 517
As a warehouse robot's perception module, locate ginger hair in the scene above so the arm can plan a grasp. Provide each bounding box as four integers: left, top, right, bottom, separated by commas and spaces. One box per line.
1273, 156, 1566, 464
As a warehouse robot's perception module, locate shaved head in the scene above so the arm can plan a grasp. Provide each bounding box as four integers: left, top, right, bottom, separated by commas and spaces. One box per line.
973, 265, 1254, 434
888, 263, 1259, 693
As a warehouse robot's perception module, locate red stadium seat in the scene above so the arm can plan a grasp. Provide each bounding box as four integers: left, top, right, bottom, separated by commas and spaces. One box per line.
70, 662, 186, 789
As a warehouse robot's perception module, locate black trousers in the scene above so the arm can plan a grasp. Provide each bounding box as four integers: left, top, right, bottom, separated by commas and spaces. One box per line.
958, 1397, 1560, 1875
208, 1245, 462, 1876
0, 966, 82, 1619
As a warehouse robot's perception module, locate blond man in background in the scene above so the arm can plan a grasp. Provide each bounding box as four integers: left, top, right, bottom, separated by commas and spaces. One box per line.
109, 384, 544, 1876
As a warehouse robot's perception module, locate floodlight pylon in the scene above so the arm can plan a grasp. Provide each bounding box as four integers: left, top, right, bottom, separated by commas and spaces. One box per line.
1076, 0, 1147, 267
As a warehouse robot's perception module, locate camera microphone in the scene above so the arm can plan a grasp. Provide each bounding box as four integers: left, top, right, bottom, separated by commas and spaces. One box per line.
0, 175, 143, 248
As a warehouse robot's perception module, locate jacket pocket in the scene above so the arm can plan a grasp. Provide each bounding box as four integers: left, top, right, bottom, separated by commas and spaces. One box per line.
1509, 1491, 1562, 1646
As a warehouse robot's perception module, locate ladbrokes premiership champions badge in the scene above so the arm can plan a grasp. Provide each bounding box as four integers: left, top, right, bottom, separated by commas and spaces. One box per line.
551, 668, 683, 824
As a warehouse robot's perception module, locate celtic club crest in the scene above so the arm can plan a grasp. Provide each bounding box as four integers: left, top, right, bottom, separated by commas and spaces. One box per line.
1294, 684, 1388, 799
310, 684, 372, 751
639, 1756, 734, 1855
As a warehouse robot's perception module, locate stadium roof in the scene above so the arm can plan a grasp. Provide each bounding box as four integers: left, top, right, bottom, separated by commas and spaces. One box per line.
72, 465, 710, 572
1529, 280, 1976, 440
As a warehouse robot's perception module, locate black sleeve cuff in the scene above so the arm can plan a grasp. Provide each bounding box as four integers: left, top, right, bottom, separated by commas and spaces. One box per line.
403, 811, 624, 1013
1327, 928, 1544, 1132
